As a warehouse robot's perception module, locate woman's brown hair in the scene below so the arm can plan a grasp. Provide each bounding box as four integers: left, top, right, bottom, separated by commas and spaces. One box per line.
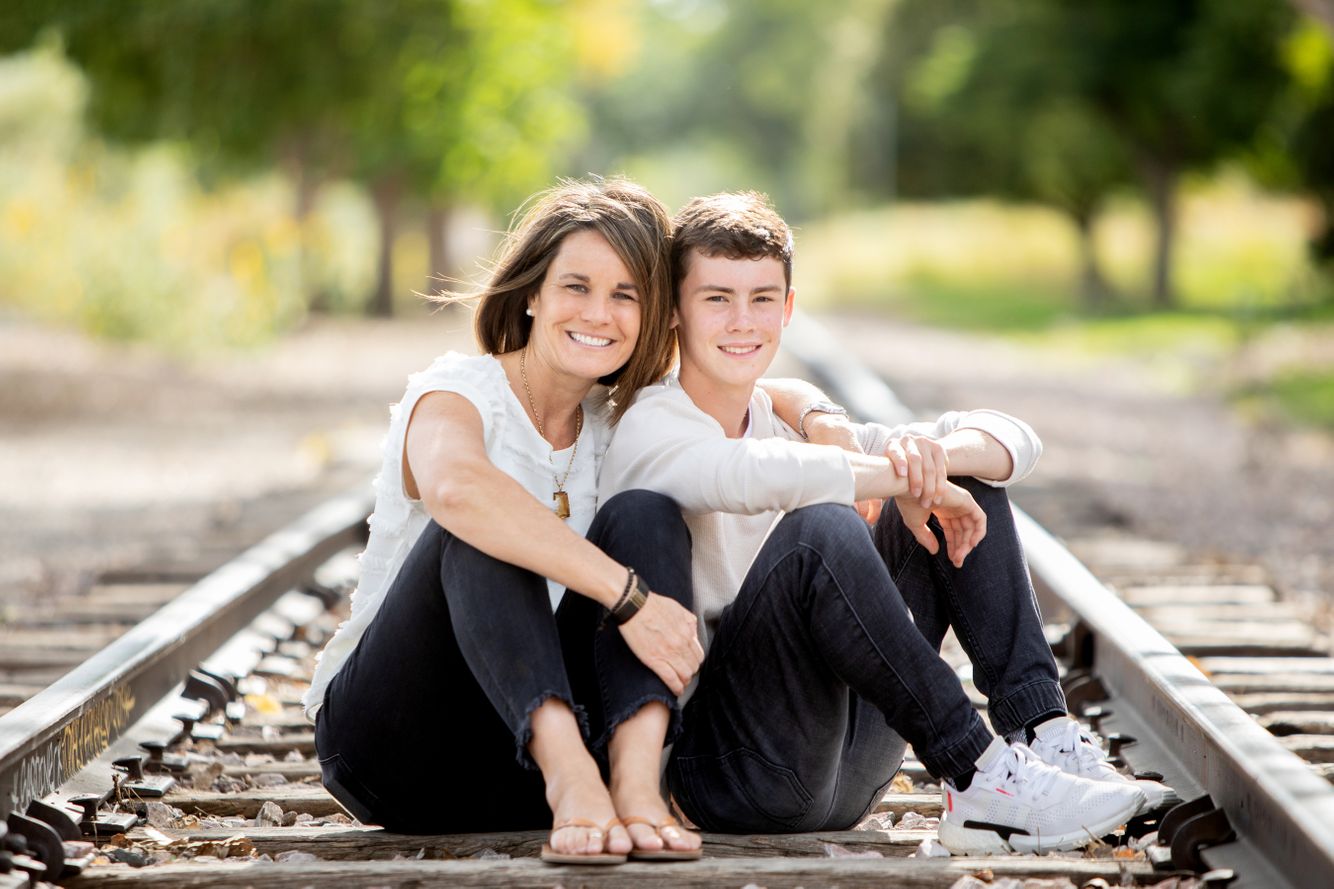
458, 177, 674, 423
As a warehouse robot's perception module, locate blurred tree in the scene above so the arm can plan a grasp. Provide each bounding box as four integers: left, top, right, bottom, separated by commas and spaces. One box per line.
882, 0, 1295, 308
874, 0, 1131, 308
1061, 0, 1296, 307
0, 0, 584, 316
1252, 14, 1334, 280
580, 0, 899, 218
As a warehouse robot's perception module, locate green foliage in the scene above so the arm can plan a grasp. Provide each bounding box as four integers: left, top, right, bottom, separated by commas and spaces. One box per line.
2, 0, 584, 208
0, 47, 377, 351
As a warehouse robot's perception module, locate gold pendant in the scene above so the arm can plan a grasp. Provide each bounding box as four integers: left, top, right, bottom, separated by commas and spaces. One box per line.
553, 490, 571, 520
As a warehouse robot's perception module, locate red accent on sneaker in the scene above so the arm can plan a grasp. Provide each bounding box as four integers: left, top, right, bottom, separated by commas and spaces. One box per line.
947, 791, 953, 812
996, 788, 1013, 796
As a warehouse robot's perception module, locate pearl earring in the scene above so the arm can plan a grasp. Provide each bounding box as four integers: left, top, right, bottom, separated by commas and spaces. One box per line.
525, 307, 534, 317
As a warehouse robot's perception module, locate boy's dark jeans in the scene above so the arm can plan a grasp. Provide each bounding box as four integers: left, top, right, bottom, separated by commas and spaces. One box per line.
314, 490, 691, 834
668, 478, 1066, 833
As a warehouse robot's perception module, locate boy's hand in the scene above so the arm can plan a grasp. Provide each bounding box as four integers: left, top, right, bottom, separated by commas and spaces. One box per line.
894, 480, 986, 568
885, 434, 949, 509
805, 414, 882, 524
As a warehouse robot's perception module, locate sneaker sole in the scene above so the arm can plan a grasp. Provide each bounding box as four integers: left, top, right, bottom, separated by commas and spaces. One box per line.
938, 793, 1144, 855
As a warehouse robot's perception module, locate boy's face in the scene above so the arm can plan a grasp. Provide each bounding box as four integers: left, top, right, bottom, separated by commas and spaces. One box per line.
673, 249, 794, 393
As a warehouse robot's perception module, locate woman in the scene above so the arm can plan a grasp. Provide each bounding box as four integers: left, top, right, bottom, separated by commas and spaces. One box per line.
305, 178, 705, 863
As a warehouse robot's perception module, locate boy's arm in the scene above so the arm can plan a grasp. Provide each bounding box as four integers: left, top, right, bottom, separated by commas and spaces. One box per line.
600, 388, 908, 515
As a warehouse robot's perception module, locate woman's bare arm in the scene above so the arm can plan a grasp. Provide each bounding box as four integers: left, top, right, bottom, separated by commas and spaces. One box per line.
404, 390, 703, 693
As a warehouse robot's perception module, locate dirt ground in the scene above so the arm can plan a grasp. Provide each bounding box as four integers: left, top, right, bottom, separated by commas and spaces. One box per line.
2, 307, 1331, 612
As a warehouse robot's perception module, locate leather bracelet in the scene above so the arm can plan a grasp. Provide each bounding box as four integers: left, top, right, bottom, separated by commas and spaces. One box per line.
609, 568, 652, 625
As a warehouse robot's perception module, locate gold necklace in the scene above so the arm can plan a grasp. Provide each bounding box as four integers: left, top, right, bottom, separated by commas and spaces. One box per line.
519, 349, 583, 520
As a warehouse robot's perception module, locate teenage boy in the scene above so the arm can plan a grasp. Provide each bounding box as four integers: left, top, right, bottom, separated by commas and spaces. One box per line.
598, 192, 1172, 854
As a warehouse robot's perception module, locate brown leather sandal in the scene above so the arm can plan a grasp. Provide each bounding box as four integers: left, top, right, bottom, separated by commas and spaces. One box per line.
539, 817, 628, 865
621, 814, 703, 861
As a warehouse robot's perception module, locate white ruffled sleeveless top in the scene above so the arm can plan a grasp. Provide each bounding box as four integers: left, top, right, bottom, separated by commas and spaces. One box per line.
304, 352, 612, 720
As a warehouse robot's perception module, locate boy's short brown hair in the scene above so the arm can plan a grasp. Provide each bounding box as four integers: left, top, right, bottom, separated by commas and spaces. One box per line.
671, 191, 793, 297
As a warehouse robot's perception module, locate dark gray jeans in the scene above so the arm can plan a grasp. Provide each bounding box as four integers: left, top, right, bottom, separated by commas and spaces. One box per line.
667, 478, 1066, 833
314, 490, 691, 834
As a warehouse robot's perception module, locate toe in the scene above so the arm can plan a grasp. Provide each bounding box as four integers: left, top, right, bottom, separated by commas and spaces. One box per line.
627, 821, 664, 851
606, 823, 633, 855
660, 823, 700, 851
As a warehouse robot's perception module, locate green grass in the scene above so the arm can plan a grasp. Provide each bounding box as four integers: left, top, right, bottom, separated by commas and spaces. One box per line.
1235, 370, 1334, 430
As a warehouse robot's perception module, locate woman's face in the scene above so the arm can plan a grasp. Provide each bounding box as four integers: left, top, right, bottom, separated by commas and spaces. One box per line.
527, 228, 642, 383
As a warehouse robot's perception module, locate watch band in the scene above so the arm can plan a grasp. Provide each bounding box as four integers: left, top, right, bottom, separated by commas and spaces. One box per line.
610, 569, 652, 625
797, 400, 849, 440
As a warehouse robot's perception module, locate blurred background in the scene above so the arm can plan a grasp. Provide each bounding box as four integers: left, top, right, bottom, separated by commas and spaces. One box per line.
1, 1, 1332, 603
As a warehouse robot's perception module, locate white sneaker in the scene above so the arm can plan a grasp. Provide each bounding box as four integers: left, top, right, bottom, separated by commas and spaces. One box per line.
937, 738, 1145, 854
1029, 715, 1179, 813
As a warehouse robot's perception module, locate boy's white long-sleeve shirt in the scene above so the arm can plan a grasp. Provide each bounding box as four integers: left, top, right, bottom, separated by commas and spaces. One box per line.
598, 376, 1042, 651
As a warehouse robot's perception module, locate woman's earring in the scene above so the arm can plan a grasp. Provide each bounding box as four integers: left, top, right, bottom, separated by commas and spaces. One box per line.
525, 307, 534, 317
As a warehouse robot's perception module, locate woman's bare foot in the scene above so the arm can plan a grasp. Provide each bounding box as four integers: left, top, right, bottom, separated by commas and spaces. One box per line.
528, 699, 630, 859
610, 778, 702, 854
545, 768, 632, 857
605, 701, 702, 855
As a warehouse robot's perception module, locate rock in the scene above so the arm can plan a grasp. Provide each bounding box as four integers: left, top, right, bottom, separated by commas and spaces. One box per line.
294, 812, 314, 824
911, 836, 952, 859
211, 774, 247, 793
253, 772, 289, 787
282, 811, 299, 827
144, 802, 186, 829
254, 801, 285, 827
107, 847, 149, 867
897, 811, 940, 830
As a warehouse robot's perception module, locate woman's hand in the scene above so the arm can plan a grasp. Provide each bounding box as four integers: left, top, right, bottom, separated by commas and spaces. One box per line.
618, 593, 705, 696
885, 434, 949, 509
894, 480, 986, 568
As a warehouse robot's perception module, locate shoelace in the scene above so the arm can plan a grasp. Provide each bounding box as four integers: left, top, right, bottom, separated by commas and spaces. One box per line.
992, 743, 1063, 798
1046, 720, 1119, 778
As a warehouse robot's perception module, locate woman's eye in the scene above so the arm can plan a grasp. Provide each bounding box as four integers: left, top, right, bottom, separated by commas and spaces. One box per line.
566, 284, 588, 293
613, 291, 637, 301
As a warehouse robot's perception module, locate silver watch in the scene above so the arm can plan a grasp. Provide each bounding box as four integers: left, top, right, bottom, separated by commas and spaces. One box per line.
797, 400, 849, 440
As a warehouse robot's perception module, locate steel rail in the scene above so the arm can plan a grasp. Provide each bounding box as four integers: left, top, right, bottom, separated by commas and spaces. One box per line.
0, 488, 372, 819
785, 311, 1334, 888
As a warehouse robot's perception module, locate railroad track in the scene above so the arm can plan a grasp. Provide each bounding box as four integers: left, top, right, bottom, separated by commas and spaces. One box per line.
1, 315, 1332, 888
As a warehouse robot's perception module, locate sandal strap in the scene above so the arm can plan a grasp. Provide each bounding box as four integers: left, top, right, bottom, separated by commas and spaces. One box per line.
620, 814, 683, 830
551, 817, 623, 834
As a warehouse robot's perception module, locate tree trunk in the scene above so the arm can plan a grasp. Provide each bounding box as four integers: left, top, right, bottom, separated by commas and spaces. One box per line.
1073, 209, 1111, 311
426, 203, 450, 298
368, 178, 399, 318
1141, 156, 1178, 309
282, 140, 325, 313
